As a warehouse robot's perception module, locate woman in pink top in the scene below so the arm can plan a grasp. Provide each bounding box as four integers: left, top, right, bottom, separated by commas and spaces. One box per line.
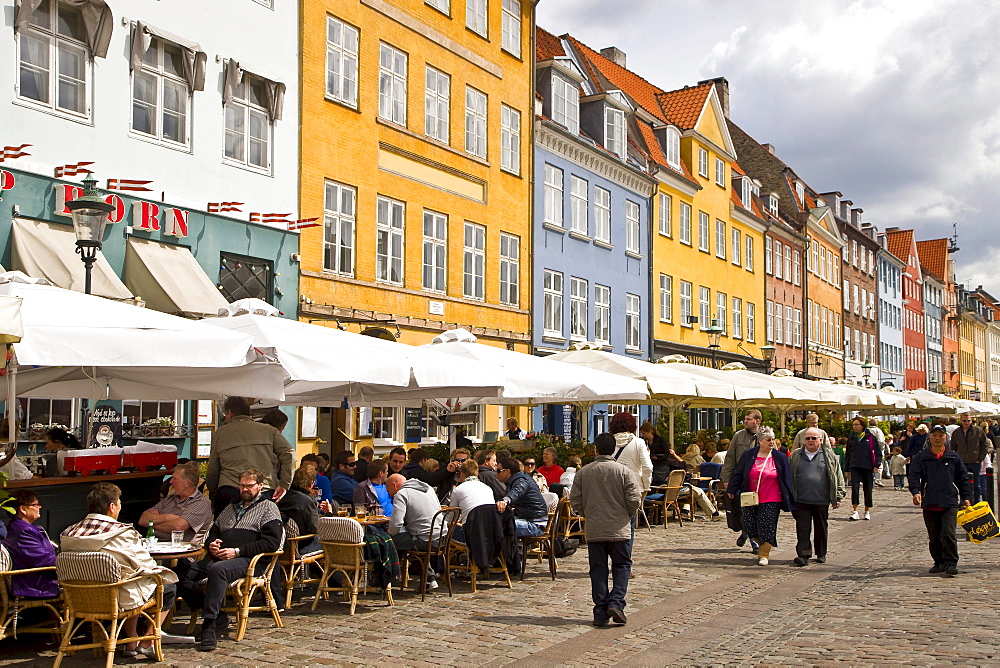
727, 427, 794, 566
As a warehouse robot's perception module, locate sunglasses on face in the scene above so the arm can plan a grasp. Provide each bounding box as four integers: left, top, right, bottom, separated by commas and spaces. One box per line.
524, 461, 536, 466
805, 437, 820, 440
454, 457, 468, 463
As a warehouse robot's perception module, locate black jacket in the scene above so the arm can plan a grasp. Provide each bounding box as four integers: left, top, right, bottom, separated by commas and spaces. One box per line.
277, 486, 319, 536
728, 446, 794, 512
846, 431, 882, 470
904, 432, 927, 460
401, 461, 433, 483
648, 434, 670, 468
463, 504, 505, 572
950, 425, 990, 465
478, 466, 507, 501
503, 471, 548, 521
353, 458, 369, 483
210, 495, 284, 559
908, 448, 971, 509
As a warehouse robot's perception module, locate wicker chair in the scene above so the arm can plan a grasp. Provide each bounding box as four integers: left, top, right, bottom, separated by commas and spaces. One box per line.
221, 547, 284, 641
312, 517, 393, 614
447, 508, 513, 594
0, 545, 63, 643
54, 551, 164, 668
279, 518, 324, 608
399, 507, 461, 601
519, 497, 565, 581
644, 469, 687, 527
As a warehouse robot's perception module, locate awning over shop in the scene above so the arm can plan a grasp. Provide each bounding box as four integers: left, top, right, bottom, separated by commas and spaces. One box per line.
11, 218, 132, 300
125, 237, 228, 318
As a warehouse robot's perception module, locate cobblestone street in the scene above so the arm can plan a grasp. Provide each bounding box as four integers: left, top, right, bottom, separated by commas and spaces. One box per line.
4, 485, 999, 666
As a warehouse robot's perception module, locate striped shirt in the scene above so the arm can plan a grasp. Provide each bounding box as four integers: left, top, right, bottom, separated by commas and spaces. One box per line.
149, 490, 212, 542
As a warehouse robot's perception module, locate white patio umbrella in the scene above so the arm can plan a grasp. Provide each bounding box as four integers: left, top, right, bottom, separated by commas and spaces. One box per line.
198, 316, 504, 406
546, 347, 736, 446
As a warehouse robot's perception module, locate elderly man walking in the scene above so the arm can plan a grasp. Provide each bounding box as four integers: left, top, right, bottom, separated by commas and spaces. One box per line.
721, 409, 762, 550
789, 428, 846, 566
570, 433, 641, 627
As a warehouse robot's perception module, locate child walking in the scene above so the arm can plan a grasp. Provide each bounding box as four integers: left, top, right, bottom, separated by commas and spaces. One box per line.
889, 446, 907, 490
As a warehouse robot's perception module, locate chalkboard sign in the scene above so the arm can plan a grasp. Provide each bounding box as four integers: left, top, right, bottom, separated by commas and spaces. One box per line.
404, 408, 423, 443
89, 403, 122, 448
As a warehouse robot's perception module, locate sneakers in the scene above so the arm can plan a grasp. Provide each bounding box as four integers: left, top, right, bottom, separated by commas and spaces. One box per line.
758, 557, 769, 566
792, 556, 808, 567
426, 578, 439, 590
608, 607, 627, 625
711, 511, 722, 521
864, 511, 871, 521
849, 511, 860, 521
945, 564, 959, 576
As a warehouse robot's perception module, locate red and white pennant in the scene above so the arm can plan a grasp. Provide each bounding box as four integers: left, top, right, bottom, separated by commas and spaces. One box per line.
249, 212, 292, 225
1, 144, 32, 162
54, 161, 94, 177
208, 201, 244, 213
107, 178, 153, 192
287, 217, 320, 231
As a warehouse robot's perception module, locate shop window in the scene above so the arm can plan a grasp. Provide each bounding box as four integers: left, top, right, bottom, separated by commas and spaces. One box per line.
219, 252, 272, 302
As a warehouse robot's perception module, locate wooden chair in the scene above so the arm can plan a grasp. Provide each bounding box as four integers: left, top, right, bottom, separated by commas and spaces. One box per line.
0, 545, 63, 643
54, 551, 164, 668
312, 517, 393, 615
399, 507, 461, 601
559, 498, 587, 542
519, 497, 565, 581
644, 469, 686, 527
636, 490, 653, 531
279, 518, 324, 608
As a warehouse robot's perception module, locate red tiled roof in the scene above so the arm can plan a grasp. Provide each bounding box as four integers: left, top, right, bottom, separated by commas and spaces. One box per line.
884, 229, 915, 265
655, 84, 713, 130
535, 26, 565, 60
916, 238, 948, 282
637, 122, 668, 167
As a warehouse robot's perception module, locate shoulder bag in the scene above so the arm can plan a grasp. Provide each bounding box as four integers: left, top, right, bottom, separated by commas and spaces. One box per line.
740, 449, 773, 507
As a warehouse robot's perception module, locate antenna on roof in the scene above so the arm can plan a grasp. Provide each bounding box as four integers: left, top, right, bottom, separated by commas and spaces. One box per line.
949, 223, 960, 252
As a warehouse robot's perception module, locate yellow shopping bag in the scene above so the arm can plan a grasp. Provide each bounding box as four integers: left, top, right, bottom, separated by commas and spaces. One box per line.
957, 502, 1000, 543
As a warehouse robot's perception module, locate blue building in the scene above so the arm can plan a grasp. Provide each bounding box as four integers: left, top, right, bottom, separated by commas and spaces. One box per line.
532, 31, 657, 438
876, 235, 905, 390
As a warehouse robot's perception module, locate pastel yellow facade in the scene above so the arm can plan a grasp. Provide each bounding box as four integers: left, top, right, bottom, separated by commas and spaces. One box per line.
651, 91, 766, 365
803, 207, 845, 379
297, 0, 534, 451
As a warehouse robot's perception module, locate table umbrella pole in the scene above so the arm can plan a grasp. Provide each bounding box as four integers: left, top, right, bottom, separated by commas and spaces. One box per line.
5, 351, 15, 446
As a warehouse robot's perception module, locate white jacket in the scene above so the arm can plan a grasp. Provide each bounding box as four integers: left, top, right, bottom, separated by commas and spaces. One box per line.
613, 432, 653, 491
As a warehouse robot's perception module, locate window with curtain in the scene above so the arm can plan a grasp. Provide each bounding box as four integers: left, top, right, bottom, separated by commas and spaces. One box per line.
224, 74, 271, 171
132, 37, 190, 145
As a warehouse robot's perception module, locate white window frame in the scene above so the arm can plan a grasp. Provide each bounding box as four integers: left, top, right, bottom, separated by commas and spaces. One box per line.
765, 237, 773, 274
665, 127, 681, 169
542, 269, 563, 337
426, 0, 451, 14
466, 0, 487, 35
16, 0, 90, 119
793, 250, 801, 286
784, 246, 792, 282
424, 65, 450, 143
625, 200, 640, 254
745, 236, 754, 272
594, 284, 610, 344
715, 220, 726, 259
371, 407, 397, 441
375, 196, 405, 285
500, 0, 521, 56
658, 193, 672, 237
715, 157, 726, 187
543, 164, 564, 227
698, 211, 710, 252
716, 292, 727, 335
551, 73, 579, 134
594, 186, 611, 243
499, 232, 519, 306
794, 308, 802, 346
698, 147, 709, 178
733, 297, 743, 339
131, 37, 192, 147
323, 181, 356, 277
746, 302, 756, 343
680, 281, 693, 328
463, 222, 486, 300
500, 104, 520, 175
731, 228, 741, 266
224, 73, 272, 172
378, 42, 407, 126
570, 277, 587, 341
774, 301, 783, 344
774, 240, 783, 279
605, 106, 626, 159
625, 293, 641, 350
660, 274, 673, 323
326, 16, 359, 107
570, 175, 588, 235
766, 301, 774, 343
785, 305, 793, 345
699, 286, 711, 330
679, 202, 692, 245
422, 209, 447, 293
464, 86, 487, 158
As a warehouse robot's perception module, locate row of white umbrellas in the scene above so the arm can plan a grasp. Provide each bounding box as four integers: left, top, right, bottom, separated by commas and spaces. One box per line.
2, 272, 995, 446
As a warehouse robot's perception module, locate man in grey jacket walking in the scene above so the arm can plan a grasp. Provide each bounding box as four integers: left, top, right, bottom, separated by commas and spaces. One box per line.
950, 413, 989, 504
570, 433, 641, 627
789, 428, 846, 566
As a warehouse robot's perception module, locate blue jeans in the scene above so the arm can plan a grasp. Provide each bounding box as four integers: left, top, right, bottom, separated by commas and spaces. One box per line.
514, 518, 544, 538
587, 540, 632, 620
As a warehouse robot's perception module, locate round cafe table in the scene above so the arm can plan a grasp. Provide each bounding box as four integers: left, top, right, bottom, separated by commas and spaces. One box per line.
148, 544, 205, 563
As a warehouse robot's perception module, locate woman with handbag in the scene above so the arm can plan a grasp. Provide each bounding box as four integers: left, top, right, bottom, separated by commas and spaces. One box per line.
846, 416, 882, 521
727, 427, 794, 566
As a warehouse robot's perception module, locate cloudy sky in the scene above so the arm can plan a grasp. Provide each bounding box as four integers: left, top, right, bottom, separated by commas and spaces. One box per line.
536, 0, 1000, 295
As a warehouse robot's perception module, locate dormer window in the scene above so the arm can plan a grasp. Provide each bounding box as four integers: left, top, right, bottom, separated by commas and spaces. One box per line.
664, 126, 680, 169
768, 194, 779, 215
551, 72, 578, 134
740, 178, 752, 208
605, 105, 625, 159
795, 181, 805, 205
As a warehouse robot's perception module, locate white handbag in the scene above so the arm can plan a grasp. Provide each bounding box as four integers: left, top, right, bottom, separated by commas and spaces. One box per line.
740, 449, 772, 507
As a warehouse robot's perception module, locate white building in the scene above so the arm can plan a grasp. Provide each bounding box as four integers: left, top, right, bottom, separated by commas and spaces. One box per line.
877, 237, 905, 390
3, 0, 298, 216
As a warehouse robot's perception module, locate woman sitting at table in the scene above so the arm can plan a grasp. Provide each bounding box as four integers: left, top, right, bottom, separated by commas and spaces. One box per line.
682, 444, 705, 473
277, 466, 324, 554
727, 427, 793, 566
43, 427, 81, 477
537, 448, 564, 488
1, 490, 58, 597
300, 454, 333, 505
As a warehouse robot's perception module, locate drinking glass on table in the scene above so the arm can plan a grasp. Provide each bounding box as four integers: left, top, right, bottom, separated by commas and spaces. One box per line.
356, 505, 367, 520
171, 531, 184, 547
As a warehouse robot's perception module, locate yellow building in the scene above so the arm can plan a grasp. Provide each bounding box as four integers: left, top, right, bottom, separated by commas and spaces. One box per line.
298, 0, 534, 453
562, 46, 767, 367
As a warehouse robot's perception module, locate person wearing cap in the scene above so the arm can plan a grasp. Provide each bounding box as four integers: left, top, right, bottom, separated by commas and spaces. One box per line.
949, 413, 989, 505
908, 424, 971, 576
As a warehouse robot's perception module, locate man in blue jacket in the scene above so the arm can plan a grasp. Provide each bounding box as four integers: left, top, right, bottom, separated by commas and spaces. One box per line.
908, 425, 972, 576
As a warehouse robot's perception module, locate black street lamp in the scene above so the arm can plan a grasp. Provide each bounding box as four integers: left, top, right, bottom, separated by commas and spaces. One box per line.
760, 342, 777, 373
706, 318, 724, 368
861, 359, 873, 387
65, 174, 114, 295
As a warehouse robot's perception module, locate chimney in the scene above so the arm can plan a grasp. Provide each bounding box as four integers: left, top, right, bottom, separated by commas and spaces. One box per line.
762, 143, 776, 155
600, 46, 626, 68
885, 226, 900, 233
698, 77, 730, 118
